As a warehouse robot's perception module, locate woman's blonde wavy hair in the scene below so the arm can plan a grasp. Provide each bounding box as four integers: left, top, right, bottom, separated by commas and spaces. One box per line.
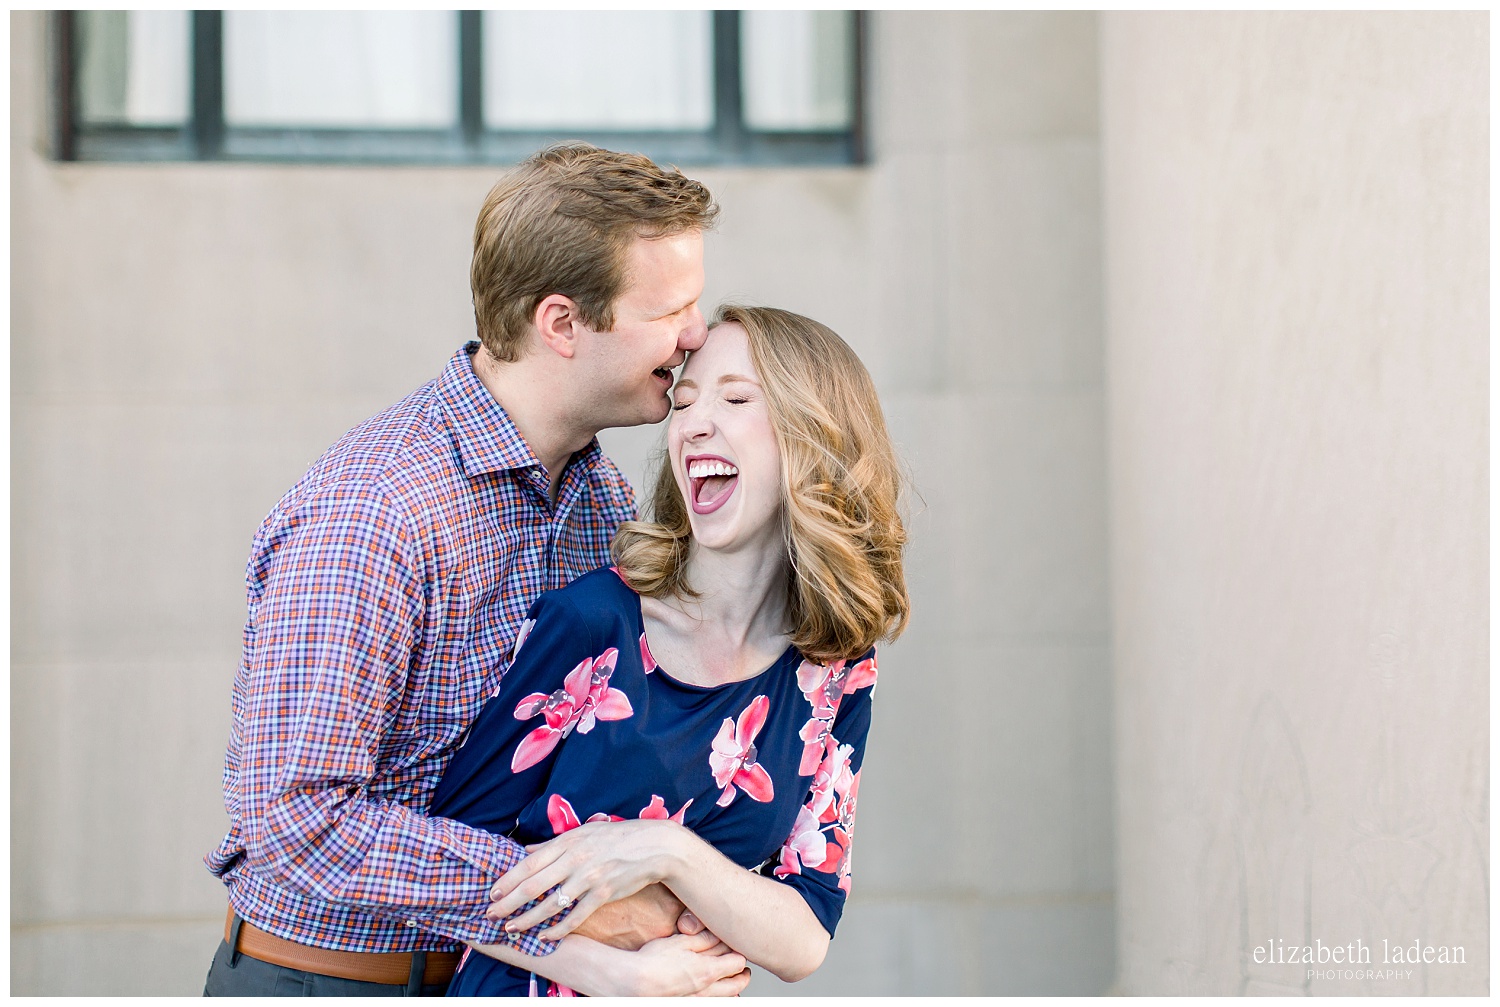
611, 305, 910, 664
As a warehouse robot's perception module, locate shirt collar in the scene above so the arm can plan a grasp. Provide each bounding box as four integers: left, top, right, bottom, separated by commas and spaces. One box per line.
439, 342, 606, 482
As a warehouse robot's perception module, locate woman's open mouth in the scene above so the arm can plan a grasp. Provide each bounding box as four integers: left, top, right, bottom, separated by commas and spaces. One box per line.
687, 455, 739, 515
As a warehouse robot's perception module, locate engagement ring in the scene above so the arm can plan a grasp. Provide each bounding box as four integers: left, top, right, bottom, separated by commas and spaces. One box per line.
556, 891, 573, 908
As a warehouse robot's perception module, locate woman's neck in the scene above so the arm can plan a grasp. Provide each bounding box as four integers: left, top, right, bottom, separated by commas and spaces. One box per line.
680, 536, 789, 646
643, 532, 790, 686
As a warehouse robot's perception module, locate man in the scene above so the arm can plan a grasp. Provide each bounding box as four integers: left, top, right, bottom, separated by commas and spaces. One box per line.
203, 144, 747, 995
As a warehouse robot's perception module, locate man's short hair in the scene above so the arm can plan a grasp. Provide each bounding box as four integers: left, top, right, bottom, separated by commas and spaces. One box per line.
470, 143, 719, 362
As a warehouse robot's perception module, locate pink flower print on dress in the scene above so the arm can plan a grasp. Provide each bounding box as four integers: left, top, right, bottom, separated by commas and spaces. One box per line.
797, 717, 834, 776
547, 793, 692, 836
795, 655, 877, 774
773, 805, 829, 878
775, 750, 861, 892
708, 695, 775, 807
814, 769, 860, 894
637, 794, 692, 823
795, 658, 844, 720
797, 656, 877, 712
818, 826, 854, 894
805, 736, 854, 822
834, 767, 860, 832
510, 648, 633, 772
546, 794, 622, 835
640, 633, 657, 674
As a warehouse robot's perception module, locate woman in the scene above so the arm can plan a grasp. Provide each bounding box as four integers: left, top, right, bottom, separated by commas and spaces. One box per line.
430, 305, 909, 996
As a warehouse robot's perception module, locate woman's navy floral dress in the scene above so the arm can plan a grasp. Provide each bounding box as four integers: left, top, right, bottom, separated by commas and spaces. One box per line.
430, 567, 875, 997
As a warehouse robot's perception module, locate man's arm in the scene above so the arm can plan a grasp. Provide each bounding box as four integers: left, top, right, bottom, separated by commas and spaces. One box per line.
568, 883, 684, 950
233, 486, 552, 952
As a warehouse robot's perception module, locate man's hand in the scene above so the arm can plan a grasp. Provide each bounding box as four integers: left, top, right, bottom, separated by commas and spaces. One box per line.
567, 883, 685, 951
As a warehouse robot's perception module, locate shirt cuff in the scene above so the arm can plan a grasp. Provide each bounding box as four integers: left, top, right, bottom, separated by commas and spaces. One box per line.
404, 824, 562, 957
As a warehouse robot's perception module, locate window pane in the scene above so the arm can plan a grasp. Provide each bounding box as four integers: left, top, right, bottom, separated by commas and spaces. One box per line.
742, 11, 854, 132
483, 12, 712, 131
76, 11, 190, 126
224, 12, 457, 128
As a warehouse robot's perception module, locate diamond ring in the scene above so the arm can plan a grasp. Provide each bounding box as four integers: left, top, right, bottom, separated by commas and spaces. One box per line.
556, 891, 573, 909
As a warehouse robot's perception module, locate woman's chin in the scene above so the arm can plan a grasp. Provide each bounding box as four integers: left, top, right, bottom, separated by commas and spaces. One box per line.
687, 523, 736, 553
688, 512, 782, 558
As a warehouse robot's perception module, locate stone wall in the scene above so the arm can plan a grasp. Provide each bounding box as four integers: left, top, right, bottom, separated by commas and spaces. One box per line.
1101, 12, 1487, 996
11, 11, 1112, 995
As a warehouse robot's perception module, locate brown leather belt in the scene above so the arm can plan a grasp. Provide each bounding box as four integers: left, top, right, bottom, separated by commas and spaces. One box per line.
225, 907, 462, 987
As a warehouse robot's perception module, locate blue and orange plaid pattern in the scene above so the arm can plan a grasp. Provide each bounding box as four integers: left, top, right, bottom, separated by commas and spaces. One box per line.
206, 343, 637, 957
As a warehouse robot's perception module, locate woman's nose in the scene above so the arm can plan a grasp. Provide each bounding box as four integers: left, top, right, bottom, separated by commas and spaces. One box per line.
679, 407, 715, 441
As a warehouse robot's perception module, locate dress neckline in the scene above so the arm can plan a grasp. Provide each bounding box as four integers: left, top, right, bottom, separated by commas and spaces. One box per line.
611, 567, 798, 692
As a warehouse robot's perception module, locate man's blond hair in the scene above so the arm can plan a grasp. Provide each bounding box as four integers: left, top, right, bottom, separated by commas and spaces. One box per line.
470, 144, 719, 362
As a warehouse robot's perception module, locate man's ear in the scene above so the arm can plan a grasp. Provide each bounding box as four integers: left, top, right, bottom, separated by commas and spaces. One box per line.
532, 294, 583, 360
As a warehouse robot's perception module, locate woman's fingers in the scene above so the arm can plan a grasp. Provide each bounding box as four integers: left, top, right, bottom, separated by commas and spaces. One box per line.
500, 874, 589, 933
689, 963, 752, 996
491, 858, 583, 920
689, 969, 754, 997
490, 838, 571, 902
677, 909, 706, 935
502, 898, 568, 935
490, 820, 674, 932
537, 886, 611, 941
672, 928, 724, 954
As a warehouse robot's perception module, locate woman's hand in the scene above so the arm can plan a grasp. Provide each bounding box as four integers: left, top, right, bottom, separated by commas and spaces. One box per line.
464, 929, 750, 998
488, 819, 692, 940
628, 930, 751, 997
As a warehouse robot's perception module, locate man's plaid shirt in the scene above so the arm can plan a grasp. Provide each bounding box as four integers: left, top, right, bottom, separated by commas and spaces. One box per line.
205, 343, 636, 957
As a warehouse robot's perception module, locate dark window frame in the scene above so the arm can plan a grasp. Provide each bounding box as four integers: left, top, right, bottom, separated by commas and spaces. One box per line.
51, 10, 867, 167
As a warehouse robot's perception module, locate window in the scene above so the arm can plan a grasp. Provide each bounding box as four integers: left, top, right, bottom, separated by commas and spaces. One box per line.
52, 11, 865, 166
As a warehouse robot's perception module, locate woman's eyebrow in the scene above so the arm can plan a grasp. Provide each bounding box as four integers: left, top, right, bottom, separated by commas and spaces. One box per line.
718, 374, 760, 386
674, 378, 698, 390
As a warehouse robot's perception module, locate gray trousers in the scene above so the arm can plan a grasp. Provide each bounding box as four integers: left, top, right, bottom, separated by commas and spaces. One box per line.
202, 917, 450, 997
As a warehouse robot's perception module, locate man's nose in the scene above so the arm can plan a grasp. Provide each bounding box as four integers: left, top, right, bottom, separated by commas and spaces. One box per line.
678, 307, 708, 352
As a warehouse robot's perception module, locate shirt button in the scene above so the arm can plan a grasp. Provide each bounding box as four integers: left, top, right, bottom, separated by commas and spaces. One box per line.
404, 919, 419, 928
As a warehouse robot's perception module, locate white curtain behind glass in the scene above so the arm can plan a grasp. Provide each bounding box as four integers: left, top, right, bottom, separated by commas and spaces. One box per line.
742, 11, 854, 131
224, 12, 457, 128
77, 10, 189, 125
483, 12, 712, 131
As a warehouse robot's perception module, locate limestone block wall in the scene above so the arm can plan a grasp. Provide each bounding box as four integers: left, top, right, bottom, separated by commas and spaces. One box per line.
11, 11, 1112, 995
1101, 12, 1487, 995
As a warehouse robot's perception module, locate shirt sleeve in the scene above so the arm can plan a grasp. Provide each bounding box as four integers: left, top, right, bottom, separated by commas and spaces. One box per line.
768, 646, 878, 939
233, 482, 556, 955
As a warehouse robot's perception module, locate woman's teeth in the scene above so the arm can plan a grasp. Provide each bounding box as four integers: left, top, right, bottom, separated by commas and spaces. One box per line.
688, 460, 739, 478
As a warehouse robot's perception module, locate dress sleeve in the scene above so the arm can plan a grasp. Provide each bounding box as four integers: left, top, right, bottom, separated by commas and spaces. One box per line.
429, 589, 625, 838
769, 646, 878, 939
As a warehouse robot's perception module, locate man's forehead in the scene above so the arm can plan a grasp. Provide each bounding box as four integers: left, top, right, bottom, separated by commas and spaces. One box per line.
621, 231, 704, 313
